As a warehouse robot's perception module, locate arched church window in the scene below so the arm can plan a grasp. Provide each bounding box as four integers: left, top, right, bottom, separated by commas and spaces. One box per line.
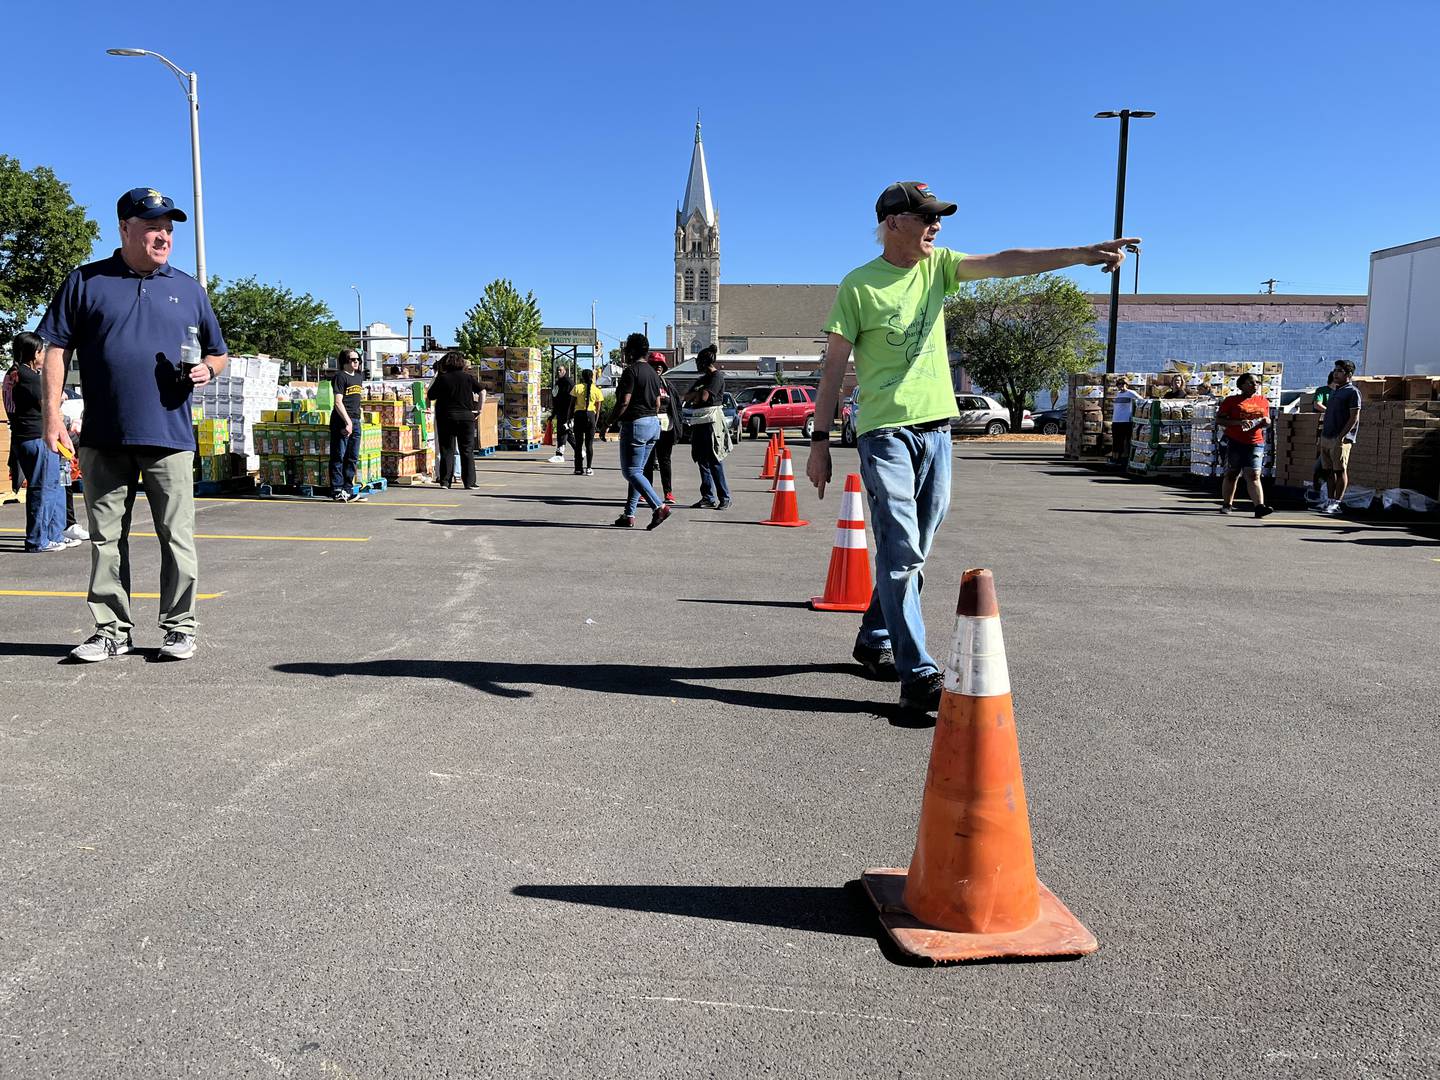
683, 270, 695, 301
698, 269, 710, 301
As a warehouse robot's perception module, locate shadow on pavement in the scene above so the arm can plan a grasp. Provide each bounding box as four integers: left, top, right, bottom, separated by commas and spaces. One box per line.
0, 641, 79, 658
1048, 507, 1223, 516
274, 658, 889, 714
470, 493, 620, 507
1299, 535, 1440, 548
511, 883, 874, 937
677, 598, 812, 609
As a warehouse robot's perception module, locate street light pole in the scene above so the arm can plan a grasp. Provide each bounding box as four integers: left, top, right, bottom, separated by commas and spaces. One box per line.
1094, 109, 1155, 373
351, 285, 364, 370
591, 299, 598, 373
107, 48, 207, 289
404, 304, 415, 353
1126, 243, 1141, 295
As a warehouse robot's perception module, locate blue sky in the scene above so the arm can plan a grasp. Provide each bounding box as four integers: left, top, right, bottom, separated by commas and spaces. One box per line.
10, 0, 1439, 352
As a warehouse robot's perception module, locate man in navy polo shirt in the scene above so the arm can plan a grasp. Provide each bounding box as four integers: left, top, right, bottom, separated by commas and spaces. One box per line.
38, 187, 228, 663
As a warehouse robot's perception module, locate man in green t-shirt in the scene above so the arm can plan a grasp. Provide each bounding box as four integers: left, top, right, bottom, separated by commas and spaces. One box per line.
809, 180, 1136, 714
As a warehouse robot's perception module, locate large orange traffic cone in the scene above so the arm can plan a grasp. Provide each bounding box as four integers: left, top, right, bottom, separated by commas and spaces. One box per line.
759, 435, 778, 480
809, 474, 872, 612
861, 569, 1097, 963
760, 450, 809, 527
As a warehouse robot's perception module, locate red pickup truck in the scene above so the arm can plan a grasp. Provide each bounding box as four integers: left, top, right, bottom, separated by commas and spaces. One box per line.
734, 385, 819, 439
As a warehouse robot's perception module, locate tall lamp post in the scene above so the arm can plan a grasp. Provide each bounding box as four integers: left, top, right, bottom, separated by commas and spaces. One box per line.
351, 285, 364, 369
1094, 109, 1155, 373
404, 304, 415, 354
1126, 243, 1141, 295
106, 48, 208, 289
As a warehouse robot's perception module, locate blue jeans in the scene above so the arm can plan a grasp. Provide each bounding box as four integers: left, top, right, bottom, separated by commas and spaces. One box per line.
620, 416, 663, 515
16, 438, 65, 549
693, 428, 731, 503
855, 425, 953, 685
329, 425, 361, 491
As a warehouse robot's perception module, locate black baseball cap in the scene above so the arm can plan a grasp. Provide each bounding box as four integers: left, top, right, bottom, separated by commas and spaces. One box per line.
875, 181, 957, 223
116, 187, 188, 222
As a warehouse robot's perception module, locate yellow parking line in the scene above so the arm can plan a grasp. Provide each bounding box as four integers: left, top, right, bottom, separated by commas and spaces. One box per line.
0, 589, 226, 599
2, 528, 367, 543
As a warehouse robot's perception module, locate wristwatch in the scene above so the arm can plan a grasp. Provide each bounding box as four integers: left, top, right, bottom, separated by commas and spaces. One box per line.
203, 362, 216, 381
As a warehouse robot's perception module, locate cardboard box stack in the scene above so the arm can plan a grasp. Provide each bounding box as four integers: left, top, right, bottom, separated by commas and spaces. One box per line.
501, 347, 543, 448
1275, 388, 1440, 497
475, 347, 506, 396
1186, 362, 1284, 479
1065, 371, 1147, 457
362, 385, 431, 481
253, 399, 382, 490
1128, 397, 1194, 475
193, 417, 233, 483
194, 356, 282, 472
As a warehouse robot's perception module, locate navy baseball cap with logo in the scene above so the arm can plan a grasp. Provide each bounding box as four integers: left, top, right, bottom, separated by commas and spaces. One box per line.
116, 187, 188, 222
875, 181, 957, 222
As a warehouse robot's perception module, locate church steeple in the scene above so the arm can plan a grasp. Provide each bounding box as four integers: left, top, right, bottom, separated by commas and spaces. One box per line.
679, 120, 716, 228
674, 118, 720, 360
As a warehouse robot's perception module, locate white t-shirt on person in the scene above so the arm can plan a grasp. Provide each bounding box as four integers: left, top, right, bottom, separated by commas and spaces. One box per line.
1112, 389, 1141, 424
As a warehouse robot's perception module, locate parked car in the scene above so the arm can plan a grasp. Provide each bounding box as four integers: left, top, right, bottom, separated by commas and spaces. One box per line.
953, 394, 1034, 435
735, 384, 819, 439
840, 389, 860, 446
678, 391, 741, 442
1030, 405, 1066, 435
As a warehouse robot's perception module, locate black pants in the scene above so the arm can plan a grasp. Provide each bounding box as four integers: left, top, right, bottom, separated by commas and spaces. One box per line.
1112, 420, 1133, 463
643, 427, 675, 495
437, 413, 477, 488
571, 412, 595, 472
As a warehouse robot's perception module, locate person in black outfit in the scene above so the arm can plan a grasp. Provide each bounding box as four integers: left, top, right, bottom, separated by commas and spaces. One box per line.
329, 349, 366, 501
549, 365, 574, 464
642, 352, 681, 504
685, 345, 732, 508
9, 332, 66, 550
613, 333, 669, 529
427, 351, 486, 489
570, 368, 601, 475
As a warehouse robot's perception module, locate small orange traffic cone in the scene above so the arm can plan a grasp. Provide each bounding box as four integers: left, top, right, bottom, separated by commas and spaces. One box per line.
542, 419, 554, 446
761, 450, 809, 527
861, 569, 1098, 963
810, 474, 872, 612
759, 435, 778, 480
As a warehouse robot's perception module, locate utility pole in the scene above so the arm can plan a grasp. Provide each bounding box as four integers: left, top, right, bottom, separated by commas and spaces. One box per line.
1261, 278, 1279, 295
1094, 109, 1155, 373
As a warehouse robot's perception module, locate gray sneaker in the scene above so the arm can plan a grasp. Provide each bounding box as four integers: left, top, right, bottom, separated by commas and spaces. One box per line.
158, 631, 197, 660
70, 634, 133, 663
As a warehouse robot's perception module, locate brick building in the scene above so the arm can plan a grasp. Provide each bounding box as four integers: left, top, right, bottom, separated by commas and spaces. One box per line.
1087, 293, 1367, 391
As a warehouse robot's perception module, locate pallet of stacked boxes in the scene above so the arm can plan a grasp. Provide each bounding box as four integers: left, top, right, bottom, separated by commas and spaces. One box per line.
502, 347, 543, 450
252, 399, 381, 493
365, 388, 431, 483
1186, 361, 1282, 479
194, 355, 282, 479
1065, 371, 1147, 459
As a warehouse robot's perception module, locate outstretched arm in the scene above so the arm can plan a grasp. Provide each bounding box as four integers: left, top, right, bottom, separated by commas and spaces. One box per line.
958, 237, 1141, 281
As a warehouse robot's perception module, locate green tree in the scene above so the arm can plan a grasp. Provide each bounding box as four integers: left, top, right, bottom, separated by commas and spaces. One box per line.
455, 279, 545, 358
944, 274, 1101, 432
0, 157, 99, 342
208, 275, 350, 372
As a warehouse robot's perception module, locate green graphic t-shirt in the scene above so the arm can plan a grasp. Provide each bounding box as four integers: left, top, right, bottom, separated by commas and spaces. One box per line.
824, 247, 965, 436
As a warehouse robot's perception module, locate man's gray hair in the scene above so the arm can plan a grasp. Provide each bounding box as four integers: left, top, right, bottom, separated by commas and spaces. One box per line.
874, 220, 889, 246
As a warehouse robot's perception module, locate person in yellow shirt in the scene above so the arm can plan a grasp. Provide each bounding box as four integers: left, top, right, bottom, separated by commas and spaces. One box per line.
570, 368, 603, 476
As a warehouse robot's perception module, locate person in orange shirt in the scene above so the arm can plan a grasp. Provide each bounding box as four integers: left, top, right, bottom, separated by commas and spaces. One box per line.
1216, 372, 1273, 518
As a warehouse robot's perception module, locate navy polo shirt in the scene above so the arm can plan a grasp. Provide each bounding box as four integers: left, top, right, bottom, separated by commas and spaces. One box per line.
35, 251, 227, 452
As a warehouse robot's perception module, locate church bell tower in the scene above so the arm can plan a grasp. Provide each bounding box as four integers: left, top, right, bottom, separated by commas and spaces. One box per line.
674, 120, 720, 360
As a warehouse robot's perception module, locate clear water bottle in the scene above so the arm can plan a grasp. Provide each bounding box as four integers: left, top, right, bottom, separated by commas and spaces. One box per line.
179, 325, 202, 377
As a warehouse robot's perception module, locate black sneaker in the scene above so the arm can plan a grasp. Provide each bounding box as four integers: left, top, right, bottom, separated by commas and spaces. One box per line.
717, 498, 732, 510
613, 514, 634, 528
852, 642, 898, 681
70, 633, 133, 663
1254, 504, 1274, 519
646, 505, 672, 531
900, 671, 945, 713
1218, 504, 1234, 515
691, 498, 719, 509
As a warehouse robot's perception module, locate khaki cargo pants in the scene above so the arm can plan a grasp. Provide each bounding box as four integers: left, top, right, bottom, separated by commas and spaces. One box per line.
78, 448, 198, 640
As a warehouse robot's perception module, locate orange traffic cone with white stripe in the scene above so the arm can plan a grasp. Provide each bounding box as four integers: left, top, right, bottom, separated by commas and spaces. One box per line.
861, 568, 1098, 963
809, 474, 872, 611
759, 435, 778, 480
761, 450, 808, 527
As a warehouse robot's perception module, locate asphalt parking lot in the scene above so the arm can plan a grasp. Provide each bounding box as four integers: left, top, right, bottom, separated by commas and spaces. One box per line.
2, 439, 1436, 1079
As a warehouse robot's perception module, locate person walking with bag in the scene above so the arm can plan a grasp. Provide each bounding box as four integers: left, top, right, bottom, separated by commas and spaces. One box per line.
684, 345, 732, 509
642, 352, 680, 505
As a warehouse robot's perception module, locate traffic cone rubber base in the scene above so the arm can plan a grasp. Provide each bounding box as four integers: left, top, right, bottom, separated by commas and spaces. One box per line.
859, 868, 1098, 964
809, 596, 868, 611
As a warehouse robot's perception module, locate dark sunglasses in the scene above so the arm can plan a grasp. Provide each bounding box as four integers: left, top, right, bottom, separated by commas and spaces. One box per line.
903, 211, 943, 226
